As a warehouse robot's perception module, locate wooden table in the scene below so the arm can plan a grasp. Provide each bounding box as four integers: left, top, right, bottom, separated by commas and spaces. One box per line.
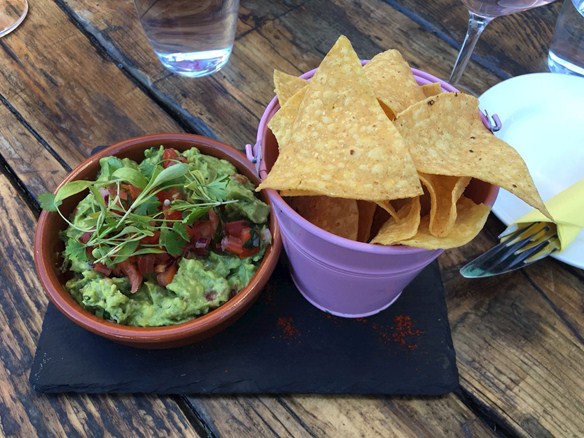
1, 0, 582, 436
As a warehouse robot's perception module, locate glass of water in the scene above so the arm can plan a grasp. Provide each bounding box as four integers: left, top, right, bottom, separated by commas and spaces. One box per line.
548, 0, 584, 76
133, 0, 240, 78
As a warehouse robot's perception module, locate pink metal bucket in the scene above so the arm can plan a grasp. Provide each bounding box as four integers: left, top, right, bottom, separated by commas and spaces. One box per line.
249, 68, 498, 318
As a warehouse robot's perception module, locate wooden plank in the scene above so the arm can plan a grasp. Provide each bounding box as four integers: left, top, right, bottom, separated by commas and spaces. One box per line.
0, 0, 182, 170
189, 394, 497, 437
0, 104, 65, 197
0, 174, 199, 437
439, 217, 584, 438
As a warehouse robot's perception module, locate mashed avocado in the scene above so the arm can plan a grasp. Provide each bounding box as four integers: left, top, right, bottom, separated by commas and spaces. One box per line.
59, 146, 271, 327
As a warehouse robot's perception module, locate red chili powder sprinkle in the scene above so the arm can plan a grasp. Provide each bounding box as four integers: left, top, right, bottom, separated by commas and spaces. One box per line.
277, 316, 301, 339
391, 315, 421, 349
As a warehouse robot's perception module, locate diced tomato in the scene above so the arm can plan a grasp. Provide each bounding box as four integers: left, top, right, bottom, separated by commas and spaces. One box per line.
154, 252, 172, 273
225, 220, 248, 237
162, 148, 187, 168
221, 235, 244, 255
208, 209, 219, 234
140, 230, 160, 245
123, 183, 142, 201
80, 231, 92, 244
240, 227, 252, 245
239, 246, 260, 258
163, 207, 182, 221
93, 263, 112, 276
136, 254, 156, 275
155, 187, 182, 204
157, 263, 178, 286
221, 220, 259, 257
188, 220, 214, 241
118, 260, 143, 294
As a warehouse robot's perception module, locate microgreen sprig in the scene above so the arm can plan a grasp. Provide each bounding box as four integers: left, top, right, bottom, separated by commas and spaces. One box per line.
40, 155, 238, 268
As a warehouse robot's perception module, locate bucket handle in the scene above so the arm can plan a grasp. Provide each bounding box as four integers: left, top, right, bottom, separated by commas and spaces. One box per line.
481, 110, 502, 133
245, 142, 262, 178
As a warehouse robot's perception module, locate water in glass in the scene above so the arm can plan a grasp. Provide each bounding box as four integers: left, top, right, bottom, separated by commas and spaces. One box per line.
548, 0, 584, 76
135, 0, 240, 78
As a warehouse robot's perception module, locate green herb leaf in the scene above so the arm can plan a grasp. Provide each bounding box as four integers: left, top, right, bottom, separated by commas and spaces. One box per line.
183, 206, 210, 225
64, 238, 89, 264
130, 247, 166, 256
54, 180, 95, 203
134, 196, 160, 216
207, 175, 230, 201
160, 227, 188, 257
149, 163, 189, 188
98, 156, 124, 181
173, 222, 190, 241
39, 192, 60, 212
112, 240, 140, 264
112, 167, 148, 189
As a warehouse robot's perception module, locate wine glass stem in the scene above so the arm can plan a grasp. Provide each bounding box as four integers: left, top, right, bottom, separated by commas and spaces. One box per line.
449, 12, 493, 86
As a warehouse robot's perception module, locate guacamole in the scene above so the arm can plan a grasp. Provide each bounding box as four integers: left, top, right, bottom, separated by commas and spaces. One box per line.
56, 146, 271, 327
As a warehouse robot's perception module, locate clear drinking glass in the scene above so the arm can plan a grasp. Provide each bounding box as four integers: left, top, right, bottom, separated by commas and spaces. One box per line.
133, 0, 240, 78
548, 0, 584, 76
0, 0, 28, 37
450, 0, 557, 86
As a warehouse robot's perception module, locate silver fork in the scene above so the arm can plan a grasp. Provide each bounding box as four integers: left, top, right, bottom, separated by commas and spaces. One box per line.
460, 221, 560, 278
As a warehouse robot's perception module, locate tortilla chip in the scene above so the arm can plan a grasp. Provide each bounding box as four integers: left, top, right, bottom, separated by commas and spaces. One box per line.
268, 86, 307, 149
258, 36, 422, 202
280, 189, 319, 196
375, 200, 399, 220
401, 196, 491, 249
371, 197, 421, 245
364, 50, 426, 115
286, 195, 359, 240
274, 70, 308, 106
357, 201, 377, 242
395, 92, 550, 219
419, 173, 471, 237
421, 82, 442, 98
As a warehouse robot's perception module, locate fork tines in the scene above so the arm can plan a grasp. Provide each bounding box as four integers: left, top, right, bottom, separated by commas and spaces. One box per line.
460, 222, 560, 278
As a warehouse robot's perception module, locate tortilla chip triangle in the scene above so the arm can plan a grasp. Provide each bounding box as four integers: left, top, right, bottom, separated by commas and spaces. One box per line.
395, 92, 551, 219
258, 36, 422, 202
274, 70, 307, 107
364, 50, 426, 116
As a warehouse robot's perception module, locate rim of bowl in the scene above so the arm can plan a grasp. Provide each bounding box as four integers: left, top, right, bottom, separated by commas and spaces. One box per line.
256, 67, 499, 256
34, 133, 282, 344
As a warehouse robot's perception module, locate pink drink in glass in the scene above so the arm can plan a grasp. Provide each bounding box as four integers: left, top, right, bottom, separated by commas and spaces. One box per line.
462, 0, 556, 17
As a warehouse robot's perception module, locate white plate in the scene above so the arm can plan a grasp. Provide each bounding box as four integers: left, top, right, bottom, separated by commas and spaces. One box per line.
479, 73, 584, 269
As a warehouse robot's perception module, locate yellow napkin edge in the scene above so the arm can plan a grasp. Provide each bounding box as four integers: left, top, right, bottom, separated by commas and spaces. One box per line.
512, 178, 584, 251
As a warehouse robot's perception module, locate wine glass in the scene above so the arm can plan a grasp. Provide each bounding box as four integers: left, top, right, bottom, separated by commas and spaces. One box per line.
0, 0, 28, 38
450, 0, 557, 86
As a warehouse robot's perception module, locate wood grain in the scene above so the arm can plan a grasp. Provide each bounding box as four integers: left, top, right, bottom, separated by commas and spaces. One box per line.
0, 174, 199, 437
189, 394, 497, 437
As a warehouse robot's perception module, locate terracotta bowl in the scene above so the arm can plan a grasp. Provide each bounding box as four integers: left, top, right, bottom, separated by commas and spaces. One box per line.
34, 133, 282, 349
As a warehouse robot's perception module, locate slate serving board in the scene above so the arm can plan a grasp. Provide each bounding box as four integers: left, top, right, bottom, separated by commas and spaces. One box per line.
30, 259, 459, 395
